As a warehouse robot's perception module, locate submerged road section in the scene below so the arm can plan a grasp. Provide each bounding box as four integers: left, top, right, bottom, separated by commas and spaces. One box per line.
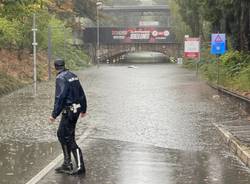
0, 63, 250, 184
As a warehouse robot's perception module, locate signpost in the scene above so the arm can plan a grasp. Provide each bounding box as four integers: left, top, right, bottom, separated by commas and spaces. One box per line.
211, 33, 226, 85
184, 37, 200, 76
184, 37, 200, 59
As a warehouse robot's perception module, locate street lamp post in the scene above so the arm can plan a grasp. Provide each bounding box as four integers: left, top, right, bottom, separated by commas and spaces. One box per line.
96, 1, 102, 66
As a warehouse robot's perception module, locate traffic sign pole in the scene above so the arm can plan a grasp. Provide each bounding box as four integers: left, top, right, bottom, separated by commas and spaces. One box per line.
196, 36, 201, 77
217, 54, 220, 86
210, 33, 226, 87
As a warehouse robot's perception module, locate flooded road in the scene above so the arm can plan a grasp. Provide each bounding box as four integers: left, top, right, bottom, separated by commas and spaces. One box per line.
0, 62, 250, 183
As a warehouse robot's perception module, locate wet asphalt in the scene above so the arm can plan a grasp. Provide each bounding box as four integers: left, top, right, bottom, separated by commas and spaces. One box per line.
0, 63, 250, 184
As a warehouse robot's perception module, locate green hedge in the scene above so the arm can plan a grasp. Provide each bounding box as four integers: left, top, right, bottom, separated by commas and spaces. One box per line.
183, 51, 250, 92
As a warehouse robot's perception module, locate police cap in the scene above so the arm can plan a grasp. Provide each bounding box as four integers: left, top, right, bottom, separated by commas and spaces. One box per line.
54, 59, 65, 70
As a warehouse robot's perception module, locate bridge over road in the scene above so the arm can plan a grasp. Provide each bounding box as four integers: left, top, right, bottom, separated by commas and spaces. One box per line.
83, 27, 181, 63
82, 5, 181, 64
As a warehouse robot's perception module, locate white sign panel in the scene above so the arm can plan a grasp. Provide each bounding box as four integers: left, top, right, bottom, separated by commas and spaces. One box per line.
184, 37, 200, 59
184, 41, 200, 52
130, 31, 150, 40
139, 21, 159, 27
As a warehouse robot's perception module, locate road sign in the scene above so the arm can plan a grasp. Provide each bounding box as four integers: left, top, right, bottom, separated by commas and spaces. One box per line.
211, 33, 226, 55
184, 37, 200, 59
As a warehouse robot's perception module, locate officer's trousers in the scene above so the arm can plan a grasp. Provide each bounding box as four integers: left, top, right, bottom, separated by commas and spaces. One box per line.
57, 110, 80, 151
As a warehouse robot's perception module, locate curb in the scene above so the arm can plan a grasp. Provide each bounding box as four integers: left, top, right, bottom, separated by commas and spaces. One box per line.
209, 83, 250, 167
213, 123, 250, 167
207, 82, 250, 103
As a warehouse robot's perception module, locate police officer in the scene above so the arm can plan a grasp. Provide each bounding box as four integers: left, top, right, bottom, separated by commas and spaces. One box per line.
49, 59, 87, 175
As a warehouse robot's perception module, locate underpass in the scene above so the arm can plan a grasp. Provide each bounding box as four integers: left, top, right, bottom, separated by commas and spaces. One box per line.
1, 3, 249, 184
83, 27, 180, 64
82, 5, 180, 64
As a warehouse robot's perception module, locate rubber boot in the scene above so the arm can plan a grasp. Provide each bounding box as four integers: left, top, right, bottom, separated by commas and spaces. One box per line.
55, 144, 73, 174
71, 148, 86, 175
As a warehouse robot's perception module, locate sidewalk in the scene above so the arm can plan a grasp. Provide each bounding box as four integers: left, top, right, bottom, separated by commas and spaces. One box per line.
211, 85, 250, 167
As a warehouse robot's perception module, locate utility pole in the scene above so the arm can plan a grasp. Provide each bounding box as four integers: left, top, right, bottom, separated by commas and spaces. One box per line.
32, 14, 38, 96
63, 27, 66, 60
96, 1, 102, 66
48, 26, 52, 80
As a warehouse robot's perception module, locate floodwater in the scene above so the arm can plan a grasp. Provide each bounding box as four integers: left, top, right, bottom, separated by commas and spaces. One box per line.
0, 55, 250, 184
124, 51, 168, 63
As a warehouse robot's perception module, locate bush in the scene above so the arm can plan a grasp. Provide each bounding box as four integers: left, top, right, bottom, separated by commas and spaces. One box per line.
0, 18, 21, 49
46, 16, 91, 70
220, 51, 250, 77
197, 50, 250, 92
235, 64, 250, 91
53, 45, 90, 70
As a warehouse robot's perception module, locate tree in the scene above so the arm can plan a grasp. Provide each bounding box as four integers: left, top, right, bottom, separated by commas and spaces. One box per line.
0, 18, 21, 49
0, 0, 45, 55
169, 1, 192, 42
175, 0, 203, 37
73, 0, 96, 21
175, 0, 250, 51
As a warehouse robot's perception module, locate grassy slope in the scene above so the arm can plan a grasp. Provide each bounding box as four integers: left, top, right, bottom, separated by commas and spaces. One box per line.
0, 48, 91, 96
0, 71, 24, 95
0, 49, 49, 96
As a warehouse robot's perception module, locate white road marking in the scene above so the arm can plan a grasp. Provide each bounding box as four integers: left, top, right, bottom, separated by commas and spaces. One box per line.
25, 126, 94, 184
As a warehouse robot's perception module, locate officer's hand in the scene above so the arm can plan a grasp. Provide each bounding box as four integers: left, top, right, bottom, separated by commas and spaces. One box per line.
80, 112, 87, 118
49, 116, 56, 123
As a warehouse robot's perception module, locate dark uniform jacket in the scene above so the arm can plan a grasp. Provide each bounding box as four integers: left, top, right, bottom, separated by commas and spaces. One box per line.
52, 70, 87, 119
